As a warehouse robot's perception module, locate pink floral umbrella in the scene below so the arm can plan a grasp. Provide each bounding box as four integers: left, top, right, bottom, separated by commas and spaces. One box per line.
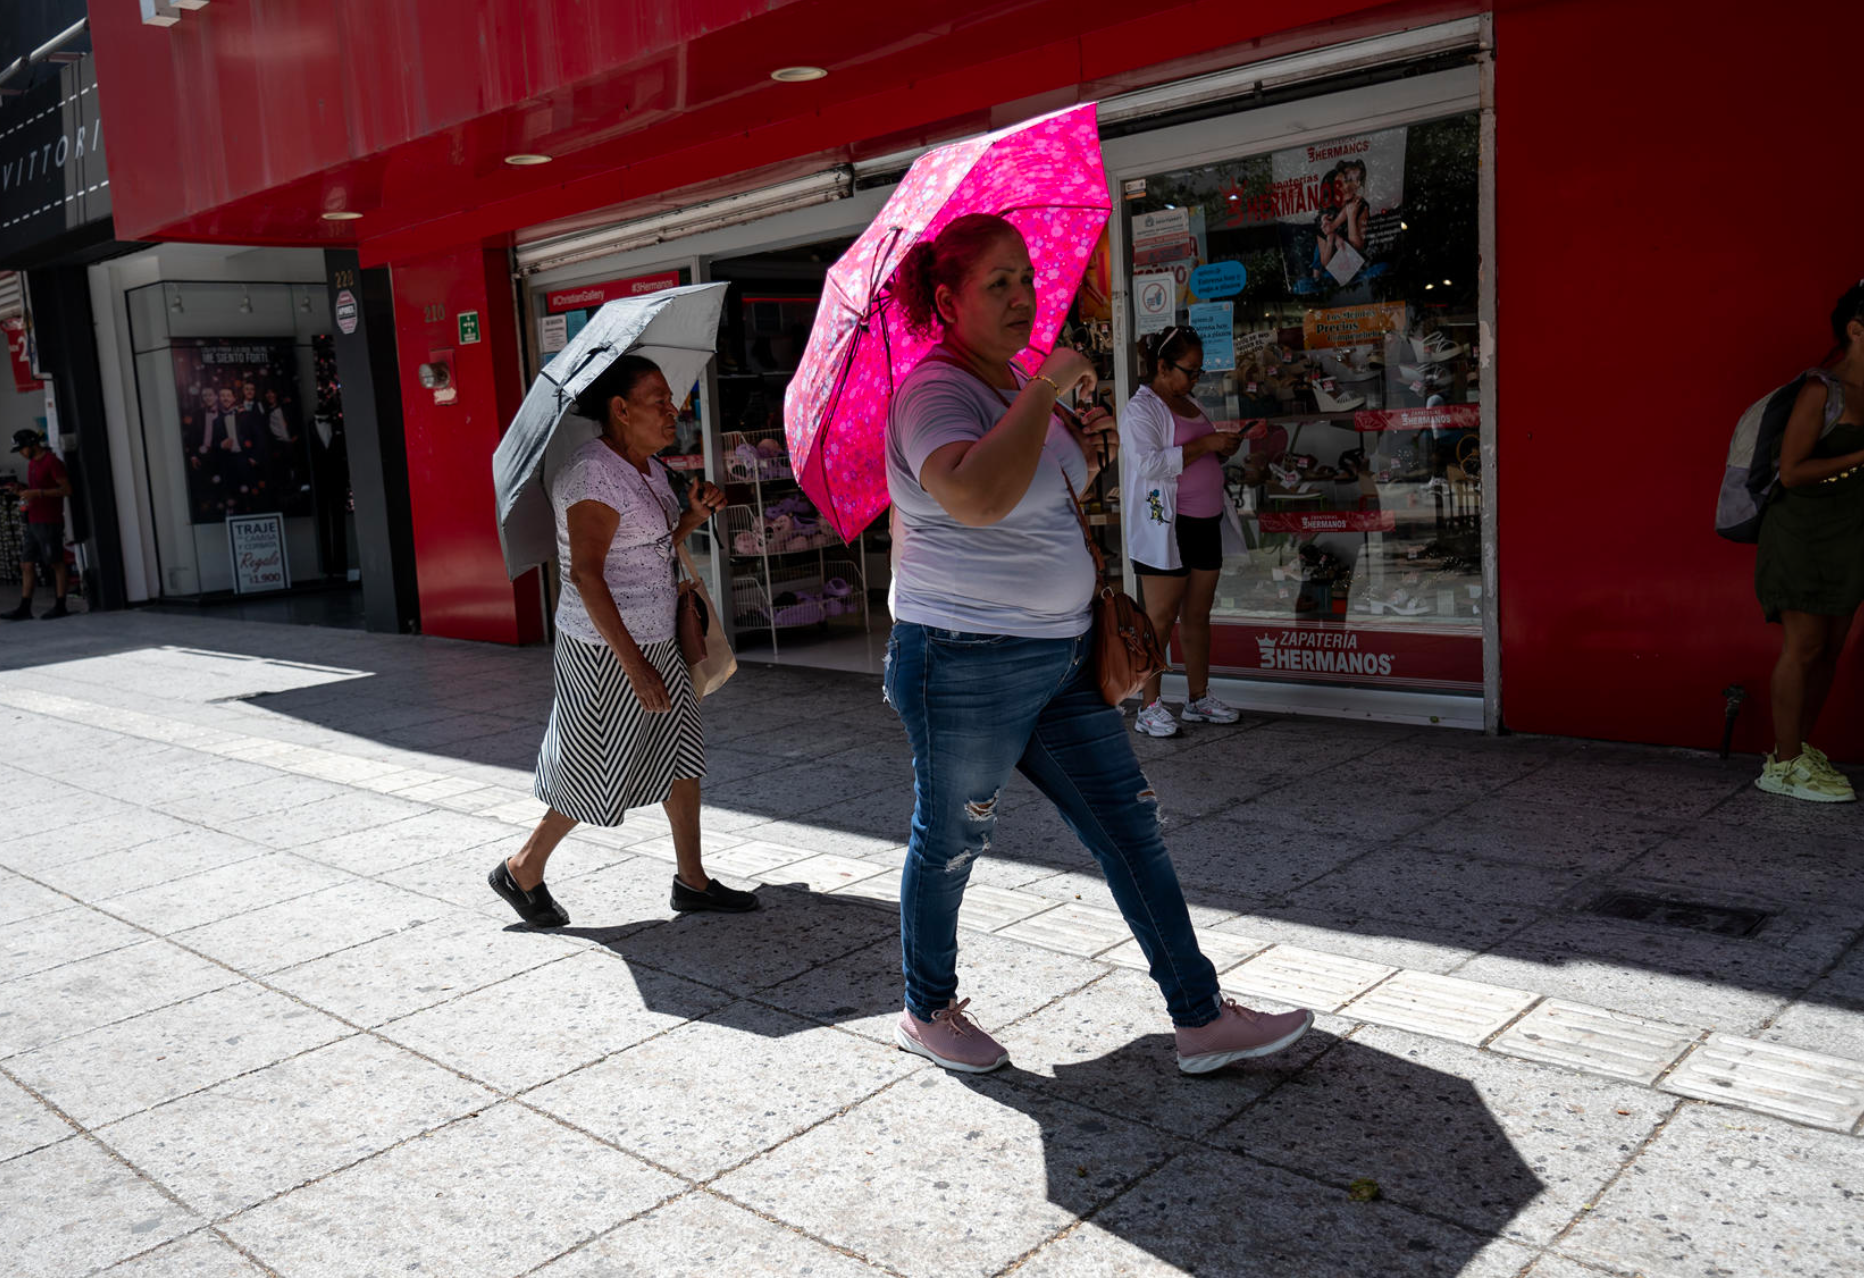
784, 103, 1110, 541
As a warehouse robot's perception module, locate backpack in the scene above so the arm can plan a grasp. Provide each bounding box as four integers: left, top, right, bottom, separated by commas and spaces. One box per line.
1715, 369, 1842, 543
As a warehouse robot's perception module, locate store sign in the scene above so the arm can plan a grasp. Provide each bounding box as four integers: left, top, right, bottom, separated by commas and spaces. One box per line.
226, 513, 290, 594
1353, 404, 1480, 433
334, 289, 359, 335
1257, 510, 1396, 534
1218, 621, 1481, 692
545, 270, 683, 313
4, 317, 42, 392
0, 56, 111, 264
1303, 302, 1407, 349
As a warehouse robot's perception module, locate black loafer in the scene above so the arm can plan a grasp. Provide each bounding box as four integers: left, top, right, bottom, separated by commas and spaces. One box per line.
671, 875, 760, 914
488, 859, 570, 928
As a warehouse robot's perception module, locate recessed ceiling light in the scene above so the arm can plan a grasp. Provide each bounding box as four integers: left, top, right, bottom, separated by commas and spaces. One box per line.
770, 66, 827, 83
321, 211, 364, 221
505, 153, 553, 166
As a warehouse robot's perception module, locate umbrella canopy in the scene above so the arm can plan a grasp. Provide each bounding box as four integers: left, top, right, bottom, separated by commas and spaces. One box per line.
784, 104, 1110, 541
493, 282, 729, 579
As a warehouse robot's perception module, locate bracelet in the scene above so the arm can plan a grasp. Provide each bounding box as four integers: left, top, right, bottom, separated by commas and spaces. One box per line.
1033, 374, 1064, 397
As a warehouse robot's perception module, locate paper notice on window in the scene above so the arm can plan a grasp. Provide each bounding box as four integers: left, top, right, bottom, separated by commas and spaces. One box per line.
1132, 272, 1175, 336
540, 314, 568, 355
1188, 302, 1235, 371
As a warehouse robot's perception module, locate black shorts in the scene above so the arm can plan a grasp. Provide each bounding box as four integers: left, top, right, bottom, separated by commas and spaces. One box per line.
1134, 514, 1223, 578
21, 521, 61, 570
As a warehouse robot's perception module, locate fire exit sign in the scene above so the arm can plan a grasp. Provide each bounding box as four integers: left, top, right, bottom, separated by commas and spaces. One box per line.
457, 310, 481, 344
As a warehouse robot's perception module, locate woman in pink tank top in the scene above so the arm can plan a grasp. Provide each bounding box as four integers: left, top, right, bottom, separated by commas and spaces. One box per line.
1123, 327, 1247, 737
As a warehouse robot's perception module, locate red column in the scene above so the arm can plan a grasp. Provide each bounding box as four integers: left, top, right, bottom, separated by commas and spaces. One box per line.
390, 246, 545, 644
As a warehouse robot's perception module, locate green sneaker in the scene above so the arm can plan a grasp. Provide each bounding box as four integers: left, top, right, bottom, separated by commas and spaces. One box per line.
1757, 752, 1856, 803
1798, 743, 1856, 797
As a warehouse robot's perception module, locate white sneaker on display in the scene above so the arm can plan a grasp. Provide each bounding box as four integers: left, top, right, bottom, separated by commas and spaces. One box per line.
1423, 477, 1452, 497
1135, 700, 1181, 738
1181, 695, 1242, 725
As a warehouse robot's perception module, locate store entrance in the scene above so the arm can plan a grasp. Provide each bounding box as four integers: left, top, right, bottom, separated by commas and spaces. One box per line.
708, 239, 890, 674
125, 281, 362, 618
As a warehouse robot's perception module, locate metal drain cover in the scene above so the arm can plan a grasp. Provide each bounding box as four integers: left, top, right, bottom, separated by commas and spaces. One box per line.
1585, 892, 1769, 939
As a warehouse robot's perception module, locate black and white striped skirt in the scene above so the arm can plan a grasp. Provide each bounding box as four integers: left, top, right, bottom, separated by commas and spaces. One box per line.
533, 635, 706, 826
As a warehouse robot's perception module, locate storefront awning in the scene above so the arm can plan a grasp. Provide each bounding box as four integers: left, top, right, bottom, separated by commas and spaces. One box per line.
86, 0, 1411, 265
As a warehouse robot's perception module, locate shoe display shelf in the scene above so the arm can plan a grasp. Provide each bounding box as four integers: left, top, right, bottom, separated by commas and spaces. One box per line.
720, 426, 870, 656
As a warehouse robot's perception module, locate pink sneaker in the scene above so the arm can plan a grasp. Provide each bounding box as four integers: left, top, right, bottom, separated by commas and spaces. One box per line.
1175, 999, 1314, 1074
895, 998, 1010, 1073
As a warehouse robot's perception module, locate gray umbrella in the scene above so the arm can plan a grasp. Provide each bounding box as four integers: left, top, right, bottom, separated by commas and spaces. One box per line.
492, 281, 730, 579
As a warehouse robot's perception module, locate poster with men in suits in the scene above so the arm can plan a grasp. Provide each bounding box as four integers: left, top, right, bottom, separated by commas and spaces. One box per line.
173, 339, 313, 523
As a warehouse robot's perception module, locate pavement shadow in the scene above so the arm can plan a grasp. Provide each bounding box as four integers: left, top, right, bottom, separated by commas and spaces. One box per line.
953, 1035, 1543, 1277
12, 612, 1858, 1030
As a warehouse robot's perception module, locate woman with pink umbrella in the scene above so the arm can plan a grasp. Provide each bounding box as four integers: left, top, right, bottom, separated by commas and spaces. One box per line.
882, 213, 1314, 1074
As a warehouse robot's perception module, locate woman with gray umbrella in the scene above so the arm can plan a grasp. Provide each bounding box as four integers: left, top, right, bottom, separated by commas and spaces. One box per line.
489, 354, 759, 925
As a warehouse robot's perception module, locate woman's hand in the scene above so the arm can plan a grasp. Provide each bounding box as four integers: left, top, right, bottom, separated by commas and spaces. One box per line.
625, 657, 672, 713
675, 480, 727, 542
1037, 347, 1098, 401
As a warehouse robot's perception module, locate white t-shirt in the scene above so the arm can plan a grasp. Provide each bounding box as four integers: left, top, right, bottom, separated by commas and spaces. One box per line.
550, 439, 679, 645
886, 356, 1096, 639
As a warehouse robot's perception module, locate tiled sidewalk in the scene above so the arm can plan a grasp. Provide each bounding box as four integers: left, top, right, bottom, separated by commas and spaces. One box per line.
1, 611, 1860, 1278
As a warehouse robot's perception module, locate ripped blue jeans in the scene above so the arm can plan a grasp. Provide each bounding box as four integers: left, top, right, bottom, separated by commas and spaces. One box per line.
884, 623, 1222, 1028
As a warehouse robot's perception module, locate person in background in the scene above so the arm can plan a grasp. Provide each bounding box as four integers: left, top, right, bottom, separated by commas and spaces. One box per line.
263, 388, 303, 504
489, 354, 757, 927
882, 212, 1313, 1075
3, 429, 72, 621
1124, 326, 1246, 737
1753, 281, 1864, 802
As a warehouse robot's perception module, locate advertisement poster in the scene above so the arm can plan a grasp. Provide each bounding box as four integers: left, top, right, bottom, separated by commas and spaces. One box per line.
226, 513, 289, 594
173, 338, 310, 525
1272, 127, 1408, 297
1303, 302, 1408, 350
4, 317, 42, 393
1188, 302, 1235, 371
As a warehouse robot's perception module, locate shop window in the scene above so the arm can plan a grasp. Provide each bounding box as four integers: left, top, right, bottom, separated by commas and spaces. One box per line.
123, 280, 349, 598
1116, 112, 1483, 694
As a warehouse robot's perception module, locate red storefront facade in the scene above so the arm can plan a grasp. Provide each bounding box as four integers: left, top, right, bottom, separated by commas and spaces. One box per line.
86, 0, 1864, 756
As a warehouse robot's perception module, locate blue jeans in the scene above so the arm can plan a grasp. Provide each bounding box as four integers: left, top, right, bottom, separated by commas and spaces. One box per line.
883, 622, 1223, 1028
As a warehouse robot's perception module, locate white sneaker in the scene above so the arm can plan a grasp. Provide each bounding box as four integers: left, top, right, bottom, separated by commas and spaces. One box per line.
1135, 700, 1181, 738
1181, 695, 1241, 724
1423, 477, 1452, 496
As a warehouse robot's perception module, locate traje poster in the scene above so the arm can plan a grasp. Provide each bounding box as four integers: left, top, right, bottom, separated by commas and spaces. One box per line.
1270, 127, 1408, 297
173, 338, 311, 525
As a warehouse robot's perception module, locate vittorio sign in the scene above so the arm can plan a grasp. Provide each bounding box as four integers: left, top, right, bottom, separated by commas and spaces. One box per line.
0, 55, 111, 258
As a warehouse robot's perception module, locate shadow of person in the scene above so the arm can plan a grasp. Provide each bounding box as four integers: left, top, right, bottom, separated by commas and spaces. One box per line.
947, 1032, 1546, 1277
